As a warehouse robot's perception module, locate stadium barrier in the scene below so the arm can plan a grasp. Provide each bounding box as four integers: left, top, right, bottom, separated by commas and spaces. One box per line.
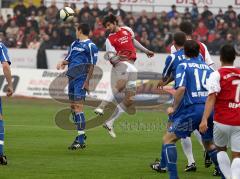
3, 49, 240, 102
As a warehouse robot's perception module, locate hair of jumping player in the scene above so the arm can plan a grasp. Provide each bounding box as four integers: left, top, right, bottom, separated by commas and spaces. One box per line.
220, 44, 236, 64
77, 23, 90, 36
179, 21, 193, 35
102, 14, 118, 27
184, 40, 200, 58
173, 31, 186, 47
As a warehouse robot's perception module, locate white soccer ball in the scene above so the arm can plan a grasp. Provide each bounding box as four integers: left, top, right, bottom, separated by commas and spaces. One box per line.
59, 7, 75, 21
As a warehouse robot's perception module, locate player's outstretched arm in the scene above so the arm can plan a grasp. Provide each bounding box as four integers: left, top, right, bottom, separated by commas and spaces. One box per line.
199, 94, 216, 133
56, 60, 69, 70
133, 39, 154, 57
2, 62, 13, 97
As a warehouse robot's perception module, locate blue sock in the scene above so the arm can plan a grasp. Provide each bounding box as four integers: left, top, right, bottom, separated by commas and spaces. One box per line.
159, 144, 167, 168
73, 112, 86, 144
0, 120, 4, 155
208, 149, 225, 179
164, 144, 178, 179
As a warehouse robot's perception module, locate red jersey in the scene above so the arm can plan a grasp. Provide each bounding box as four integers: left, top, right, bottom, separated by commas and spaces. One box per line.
105, 26, 136, 61
208, 67, 240, 126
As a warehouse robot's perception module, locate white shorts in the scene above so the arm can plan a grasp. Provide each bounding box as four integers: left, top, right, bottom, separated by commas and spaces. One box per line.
213, 121, 240, 152
113, 61, 137, 89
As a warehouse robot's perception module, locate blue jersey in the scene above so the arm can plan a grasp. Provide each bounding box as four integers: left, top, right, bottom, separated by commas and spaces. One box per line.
175, 56, 213, 106
162, 48, 185, 81
0, 43, 11, 64
65, 39, 98, 78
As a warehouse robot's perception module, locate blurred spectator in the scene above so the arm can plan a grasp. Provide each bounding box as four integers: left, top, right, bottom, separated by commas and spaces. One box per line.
234, 33, 240, 55
92, 30, 106, 50
70, 3, 77, 12
194, 21, 208, 41
27, 0, 37, 17
28, 36, 40, 49
37, 0, 47, 15
215, 9, 224, 22
139, 30, 150, 49
15, 10, 26, 27
91, 2, 102, 17
37, 33, 52, 69
0, 16, 5, 33
167, 5, 178, 19
183, 7, 192, 22
102, 2, 114, 16
191, 3, 199, 22
59, 28, 75, 48
78, 1, 91, 20
225, 33, 235, 45
0, 32, 7, 44
45, 0, 58, 23
14, 0, 27, 16
201, 5, 213, 20
225, 5, 237, 18
205, 14, 216, 30
150, 37, 166, 53
80, 12, 94, 28
6, 20, 19, 41
50, 30, 60, 49
114, 3, 126, 20
16, 28, 26, 48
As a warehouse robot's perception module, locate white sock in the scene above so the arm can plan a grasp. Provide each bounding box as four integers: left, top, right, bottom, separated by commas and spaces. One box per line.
193, 130, 204, 150
231, 158, 240, 179
181, 137, 195, 165
106, 104, 124, 127
217, 151, 231, 179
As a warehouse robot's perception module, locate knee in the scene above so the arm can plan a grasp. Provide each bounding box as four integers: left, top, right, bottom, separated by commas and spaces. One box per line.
71, 103, 83, 113
232, 152, 240, 159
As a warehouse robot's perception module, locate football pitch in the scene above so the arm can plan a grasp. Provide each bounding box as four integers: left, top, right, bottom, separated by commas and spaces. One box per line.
0, 98, 218, 179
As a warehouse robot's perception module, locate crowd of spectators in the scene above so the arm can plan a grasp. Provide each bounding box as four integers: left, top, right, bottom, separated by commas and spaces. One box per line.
1, 0, 240, 56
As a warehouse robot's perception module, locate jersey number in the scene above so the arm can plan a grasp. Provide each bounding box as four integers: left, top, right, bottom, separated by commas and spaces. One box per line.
232, 80, 240, 103
194, 69, 207, 91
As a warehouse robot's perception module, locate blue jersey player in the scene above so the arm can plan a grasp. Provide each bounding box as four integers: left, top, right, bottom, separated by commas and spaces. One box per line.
57, 23, 98, 150
154, 40, 223, 179
0, 42, 13, 165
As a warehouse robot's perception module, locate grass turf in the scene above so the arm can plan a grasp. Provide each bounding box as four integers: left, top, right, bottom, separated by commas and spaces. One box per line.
0, 98, 218, 179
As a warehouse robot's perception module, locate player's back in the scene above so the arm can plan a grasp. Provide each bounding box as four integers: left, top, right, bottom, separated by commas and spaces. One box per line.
214, 67, 240, 125
176, 56, 213, 106
163, 48, 185, 80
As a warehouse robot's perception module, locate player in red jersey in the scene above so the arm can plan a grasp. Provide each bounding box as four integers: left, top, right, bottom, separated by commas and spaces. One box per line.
94, 14, 154, 137
200, 44, 240, 179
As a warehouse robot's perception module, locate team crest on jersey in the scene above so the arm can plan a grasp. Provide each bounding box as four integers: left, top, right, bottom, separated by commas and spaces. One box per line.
122, 30, 128, 36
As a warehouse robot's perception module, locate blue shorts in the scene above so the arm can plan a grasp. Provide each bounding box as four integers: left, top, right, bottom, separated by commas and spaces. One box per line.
168, 104, 213, 141
68, 77, 86, 101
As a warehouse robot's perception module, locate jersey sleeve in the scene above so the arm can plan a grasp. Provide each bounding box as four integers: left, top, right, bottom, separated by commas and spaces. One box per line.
65, 41, 75, 61
105, 38, 116, 52
121, 26, 135, 38
170, 45, 177, 54
0, 44, 11, 65
202, 43, 214, 66
88, 43, 98, 65
162, 54, 175, 79
175, 63, 187, 88
206, 71, 221, 95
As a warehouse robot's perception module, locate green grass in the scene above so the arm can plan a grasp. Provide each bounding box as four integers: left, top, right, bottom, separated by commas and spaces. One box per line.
0, 98, 217, 179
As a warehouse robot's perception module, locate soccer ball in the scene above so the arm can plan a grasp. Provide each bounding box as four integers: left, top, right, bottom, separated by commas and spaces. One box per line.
59, 7, 75, 21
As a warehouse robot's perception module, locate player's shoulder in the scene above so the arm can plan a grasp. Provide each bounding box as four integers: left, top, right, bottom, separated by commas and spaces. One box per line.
0, 42, 7, 49
120, 26, 134, 36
